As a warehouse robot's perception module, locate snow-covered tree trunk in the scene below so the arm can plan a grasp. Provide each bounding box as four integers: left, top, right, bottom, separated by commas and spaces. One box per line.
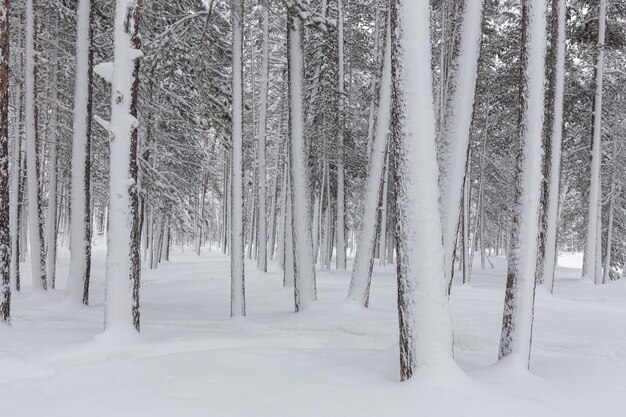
65, 0, 95, 300
45, 23, 60, 289
348, 20, 392, 306
602, 172, 616, 284
335, 0, 346, 271
391, 0, 454, 380
284, 166, 294, 287
45, 110, 58, 289
287, 12, 316, 311
9, 18, 20, 293
539, 0, 565, 293
256, 0, 270, 273
498, 0, 546, 367
230, 0, 246, 317
0, 0, 10, 322
378, 144, 390, 267
101, 0, 143, 333
439, 0, 484, 286
25, 0, 46, 292
582, 0, 605, 284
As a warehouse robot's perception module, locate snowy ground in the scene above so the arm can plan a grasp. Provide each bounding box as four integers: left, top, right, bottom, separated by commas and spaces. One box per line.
1, 247, 625, 417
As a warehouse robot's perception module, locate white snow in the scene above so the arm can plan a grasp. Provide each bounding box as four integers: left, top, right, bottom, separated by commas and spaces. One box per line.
1, 250, 625, 416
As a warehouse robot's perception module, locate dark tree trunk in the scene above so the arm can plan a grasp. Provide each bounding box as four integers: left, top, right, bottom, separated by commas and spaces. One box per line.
0, 0, 11, 322
129, 0, 143, 332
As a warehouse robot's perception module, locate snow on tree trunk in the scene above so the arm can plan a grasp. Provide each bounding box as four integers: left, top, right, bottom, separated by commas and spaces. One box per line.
9, 18, 20, 293
390, 0, 454, 381
378, 144, 390, 267
439, 0, 484, 287
498, 0, 546, 367
0, 0, 10, 322
230, 0, 246, 317
45, 108, 58, 289
335, 0, 346, 271
582, 0, 606, 284
348, 20, 392, 306
65, 0, 95, 304
45, 23, 60, 290
602, 171, 616, 284
539, 0, 565, 294
101, 0, 143, 333
25, 0, 46, 292
287, 13, 316, 311
256, 0, 270, 273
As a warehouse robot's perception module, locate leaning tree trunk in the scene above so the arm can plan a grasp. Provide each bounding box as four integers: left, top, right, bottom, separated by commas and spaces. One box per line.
230, 0, 246, 317
0, 0, 11, 322
348, 19, 392, 306
439, 0, 484, 288
498, 0, 546, 367
582, 0, 606, 284
391, 0, 454, 381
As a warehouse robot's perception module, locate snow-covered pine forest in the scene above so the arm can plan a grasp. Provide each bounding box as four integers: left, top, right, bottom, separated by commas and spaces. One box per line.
1, 0, 626, 416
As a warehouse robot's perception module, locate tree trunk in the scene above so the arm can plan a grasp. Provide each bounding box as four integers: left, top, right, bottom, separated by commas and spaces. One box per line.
230, 0, 246, 317
391, 0, 454, 380
540, 0, 566, 293
582, 0, 606, 284
25, 0, 46, 292
348, 18, 392, 306
101, 0, 143, 333
498, 0, 546, 367
0, 0, 10, 322
439, 0, 484, 287
335, 0, 346, 270
287, 12, 316, 311
256, 0, 269, 272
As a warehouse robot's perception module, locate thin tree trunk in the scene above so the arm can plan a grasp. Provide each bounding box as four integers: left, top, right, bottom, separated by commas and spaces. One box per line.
582, 0, 606, 284
230, 0, 246, 317
0, 0, 10, 322
256, 0, 269, 272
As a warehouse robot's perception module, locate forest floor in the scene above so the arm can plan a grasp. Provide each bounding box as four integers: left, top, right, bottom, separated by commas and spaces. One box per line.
1, 246, 625, 417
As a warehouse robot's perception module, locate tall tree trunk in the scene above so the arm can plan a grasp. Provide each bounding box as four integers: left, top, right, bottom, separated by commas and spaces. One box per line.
348, 19, 392, 306
287, 12, 316, 311
391, 0, 454, 381
540, 0, 565, 293
256, 0, 270, 272
439, 0, 484, 287
582, 0, 606, 284
335, 0, 346, 270
25, 0, 46, 292
129, 0, 143, 331
498, 0, 546, 367
45, 22, 60, 290
0, 0, 10, 322
230, 0, 246, 317
101, 0, 143, 333
9, 8, 19, 294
